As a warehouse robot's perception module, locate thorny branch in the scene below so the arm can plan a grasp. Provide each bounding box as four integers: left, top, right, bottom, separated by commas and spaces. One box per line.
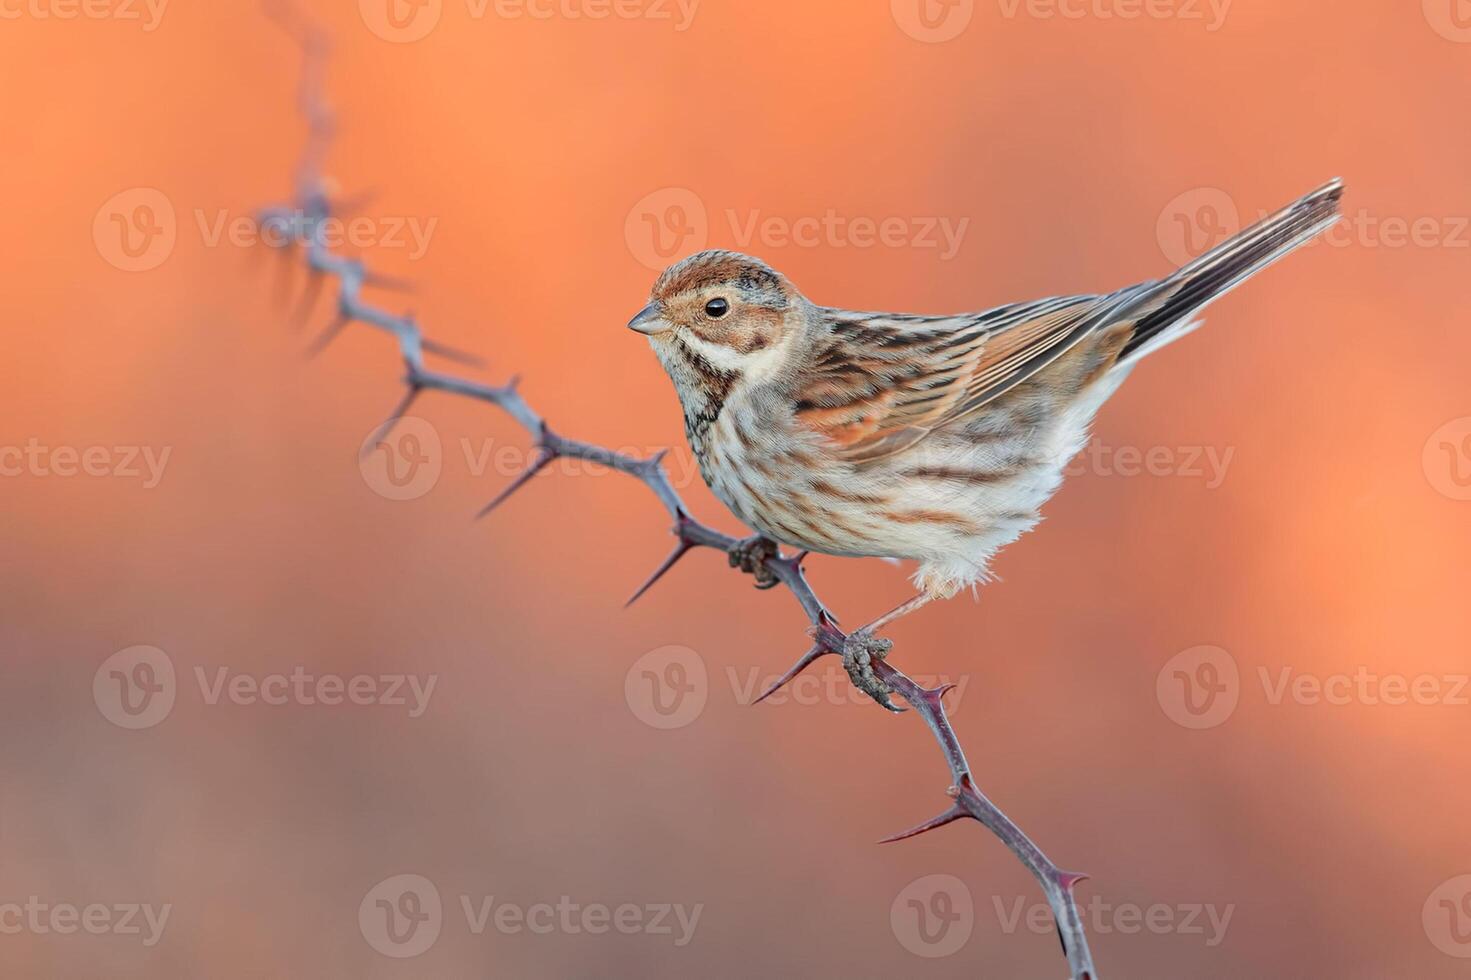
259, 6, 1097, 977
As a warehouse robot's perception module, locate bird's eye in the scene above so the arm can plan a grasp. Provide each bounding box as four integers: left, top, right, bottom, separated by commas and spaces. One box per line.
704, 298, 730, 319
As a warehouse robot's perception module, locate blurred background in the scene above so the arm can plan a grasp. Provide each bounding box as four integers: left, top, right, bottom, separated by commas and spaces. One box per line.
2, 1, 1469, 976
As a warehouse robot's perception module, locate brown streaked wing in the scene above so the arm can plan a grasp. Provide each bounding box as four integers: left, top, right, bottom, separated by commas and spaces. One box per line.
794, 288, 1163, 463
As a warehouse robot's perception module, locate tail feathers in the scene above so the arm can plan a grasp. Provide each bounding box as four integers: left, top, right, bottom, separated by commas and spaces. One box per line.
1120, 178, 1343, 361
1119, 317, 1205, 367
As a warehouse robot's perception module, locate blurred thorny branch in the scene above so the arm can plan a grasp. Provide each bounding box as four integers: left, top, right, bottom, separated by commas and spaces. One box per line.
259, 5, 1099, 977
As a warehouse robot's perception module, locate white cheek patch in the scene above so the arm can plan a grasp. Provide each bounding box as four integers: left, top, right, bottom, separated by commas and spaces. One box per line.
677, 325, 793, 383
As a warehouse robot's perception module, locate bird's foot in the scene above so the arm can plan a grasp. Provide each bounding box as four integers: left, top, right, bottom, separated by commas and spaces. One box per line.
843, 629, 900, 712
728, 535, 781, 590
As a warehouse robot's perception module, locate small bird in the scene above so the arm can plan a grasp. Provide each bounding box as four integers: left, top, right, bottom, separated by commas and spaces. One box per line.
629, 180, 1343, 705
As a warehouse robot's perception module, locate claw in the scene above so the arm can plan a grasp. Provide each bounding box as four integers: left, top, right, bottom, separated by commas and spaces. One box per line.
727, 535, 780, 590
842, 630, 901, 712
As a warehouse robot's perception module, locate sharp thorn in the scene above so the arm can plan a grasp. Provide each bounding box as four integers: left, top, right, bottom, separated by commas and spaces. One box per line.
1056, 871, 1091, 892
274, 246, 296, 310
334, 188, 378, 214
624, 540, 695, 608
305, 312, 350, 358
290, 270, 325, 331
422, 338, 486, 367
362, 271, 416, 292
753, 645, 829, 704
476, 450, 554, 519
878, 805, 969, 844
360, 385, 422, 459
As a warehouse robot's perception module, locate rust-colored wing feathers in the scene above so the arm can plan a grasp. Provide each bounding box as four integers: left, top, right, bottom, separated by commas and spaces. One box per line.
795, 293, 1155, 462
791, 178, 1346, 464
794, 313, 991, 460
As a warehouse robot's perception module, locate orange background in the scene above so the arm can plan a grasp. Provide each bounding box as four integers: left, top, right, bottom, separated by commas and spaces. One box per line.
2, 0, 1470, 976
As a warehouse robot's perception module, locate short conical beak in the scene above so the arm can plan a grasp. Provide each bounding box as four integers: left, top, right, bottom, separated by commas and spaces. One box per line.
627, 302, 669, 335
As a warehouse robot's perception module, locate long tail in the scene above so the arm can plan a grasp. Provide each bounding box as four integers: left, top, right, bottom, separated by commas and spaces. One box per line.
1120, 178, 1344, 362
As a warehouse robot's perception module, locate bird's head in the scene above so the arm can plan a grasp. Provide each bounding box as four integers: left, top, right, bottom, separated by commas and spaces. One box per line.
628, 251, 805, 397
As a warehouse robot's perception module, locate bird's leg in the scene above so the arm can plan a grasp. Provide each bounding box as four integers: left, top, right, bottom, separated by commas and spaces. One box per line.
843, 592, 936, 711
864, 591, 937, 634
727, 535, 781, 590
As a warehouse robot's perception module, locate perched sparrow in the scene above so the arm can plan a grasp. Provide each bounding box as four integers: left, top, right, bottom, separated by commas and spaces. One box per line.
629, 180, 1342, 705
